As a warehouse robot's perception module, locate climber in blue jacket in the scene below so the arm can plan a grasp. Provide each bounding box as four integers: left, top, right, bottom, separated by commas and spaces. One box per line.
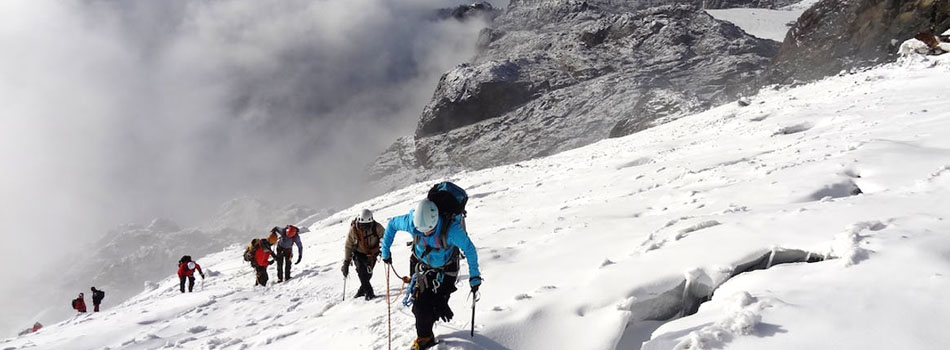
381, 199, 482, 350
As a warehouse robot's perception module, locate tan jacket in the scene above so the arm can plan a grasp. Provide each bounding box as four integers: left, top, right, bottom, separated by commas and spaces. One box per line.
343, 220, 384, 264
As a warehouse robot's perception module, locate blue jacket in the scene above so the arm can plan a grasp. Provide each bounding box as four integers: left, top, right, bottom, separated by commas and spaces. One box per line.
381, 210, 480, 284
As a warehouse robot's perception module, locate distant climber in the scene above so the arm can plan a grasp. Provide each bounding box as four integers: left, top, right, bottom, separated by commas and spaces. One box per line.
71, 293, 87, 313
177, 255, 205, 293
381, 182, 482, 350
90, 287, 105, 312
272, 225, 303, 283
17, 322, 42, 336
246, 236, 278, 286
342, 209, 384, 300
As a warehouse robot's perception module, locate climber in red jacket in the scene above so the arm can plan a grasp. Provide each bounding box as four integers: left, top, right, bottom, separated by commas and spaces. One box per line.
71, 293, 87, 313
177, 255, 205, 293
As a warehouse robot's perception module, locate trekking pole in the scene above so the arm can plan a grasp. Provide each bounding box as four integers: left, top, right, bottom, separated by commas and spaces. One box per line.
342, 277, 347, 302
386, 264, 392, 350
471, 291, 477, 337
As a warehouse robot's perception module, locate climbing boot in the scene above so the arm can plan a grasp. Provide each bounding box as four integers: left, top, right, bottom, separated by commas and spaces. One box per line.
410, 337, 436, 350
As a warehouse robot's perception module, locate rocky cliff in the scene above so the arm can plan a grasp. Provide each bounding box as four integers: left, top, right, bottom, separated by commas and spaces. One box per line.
369, 0, 780, 190
767, 0, 950, 84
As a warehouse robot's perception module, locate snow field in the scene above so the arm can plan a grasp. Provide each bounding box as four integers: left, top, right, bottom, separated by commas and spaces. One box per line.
4, 55, 950, 349
705, 0, 822, 42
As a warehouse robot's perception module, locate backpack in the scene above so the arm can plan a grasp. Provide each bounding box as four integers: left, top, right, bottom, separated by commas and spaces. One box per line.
71, 299, 77, 309
427, 182, 468, 219
179, 255, 192, 265
353, 219, 380, 255
417, 182, 470, 258
243, 239, 259, 264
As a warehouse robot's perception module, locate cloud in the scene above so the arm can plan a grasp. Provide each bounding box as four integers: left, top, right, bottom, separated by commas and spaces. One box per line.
0, 0, 487, 334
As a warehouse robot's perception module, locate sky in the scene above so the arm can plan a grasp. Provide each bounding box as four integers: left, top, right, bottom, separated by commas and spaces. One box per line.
0, 0, 489, 333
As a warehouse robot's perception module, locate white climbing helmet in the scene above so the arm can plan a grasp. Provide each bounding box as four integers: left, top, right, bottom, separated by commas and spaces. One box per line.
412, 199, 439, 233
187, 262, 195, 270
357, 208, 374, 224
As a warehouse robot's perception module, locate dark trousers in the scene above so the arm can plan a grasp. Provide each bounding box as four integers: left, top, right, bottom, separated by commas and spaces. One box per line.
410, 254, 459, 338
276, 247, 293, 281
353, 251, 377, 296
180, 276, 195, 293
255, 266, 269, 286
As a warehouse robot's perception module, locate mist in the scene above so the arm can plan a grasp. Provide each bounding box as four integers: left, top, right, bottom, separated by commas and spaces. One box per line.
0, 0, 488, 335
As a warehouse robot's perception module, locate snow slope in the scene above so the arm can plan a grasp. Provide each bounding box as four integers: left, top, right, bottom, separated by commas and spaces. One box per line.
5, 55, 950, 350
706, 1, 820, 41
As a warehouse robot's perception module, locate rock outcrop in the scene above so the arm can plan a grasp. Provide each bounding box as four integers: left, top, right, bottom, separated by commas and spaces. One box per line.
435, 1, 502, 21
370, 0, 779, 189
766, 0, 950, 84
703, 0, 798, 9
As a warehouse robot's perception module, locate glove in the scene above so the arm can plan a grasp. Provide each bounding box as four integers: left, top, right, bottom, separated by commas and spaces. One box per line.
268, 259, 275, 265
341, 263, 349, 277
201, 274, 206, 279
382, 257, 392, 265
295, 255, 302, 265
437, 303, 454, 322
470, 276, 482, 293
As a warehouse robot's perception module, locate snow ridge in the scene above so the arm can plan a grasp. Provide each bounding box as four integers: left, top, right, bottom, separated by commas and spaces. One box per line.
5, 55, 950, 350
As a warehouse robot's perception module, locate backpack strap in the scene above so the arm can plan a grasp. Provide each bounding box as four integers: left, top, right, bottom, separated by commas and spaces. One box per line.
354, 222, 368, 253
416, 215, 460, 259
437, 214, 450, 247
437, 214, 465, 248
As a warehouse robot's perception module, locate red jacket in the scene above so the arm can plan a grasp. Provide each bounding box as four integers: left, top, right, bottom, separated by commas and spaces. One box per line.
254, 247, 271, 267
73, 296, 86, 312
178, 262, 203, 278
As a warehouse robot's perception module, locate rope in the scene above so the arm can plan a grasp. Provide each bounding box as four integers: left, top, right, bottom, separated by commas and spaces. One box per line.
385, 265, 392, 350
387, 262, 409, 304
389, 263, 408, 282
389, 279, 407, 305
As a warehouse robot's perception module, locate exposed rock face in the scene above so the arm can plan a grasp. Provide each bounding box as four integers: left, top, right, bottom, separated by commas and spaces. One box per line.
766, 0, 950, 84
370, 0, 779, 189
435, 1, 502, 21
415, 60, 542, 138
703, 0, 798, 9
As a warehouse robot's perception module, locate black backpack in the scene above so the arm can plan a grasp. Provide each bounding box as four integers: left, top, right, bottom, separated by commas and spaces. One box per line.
427, 182, 468, 220
418, 182, 470, 257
